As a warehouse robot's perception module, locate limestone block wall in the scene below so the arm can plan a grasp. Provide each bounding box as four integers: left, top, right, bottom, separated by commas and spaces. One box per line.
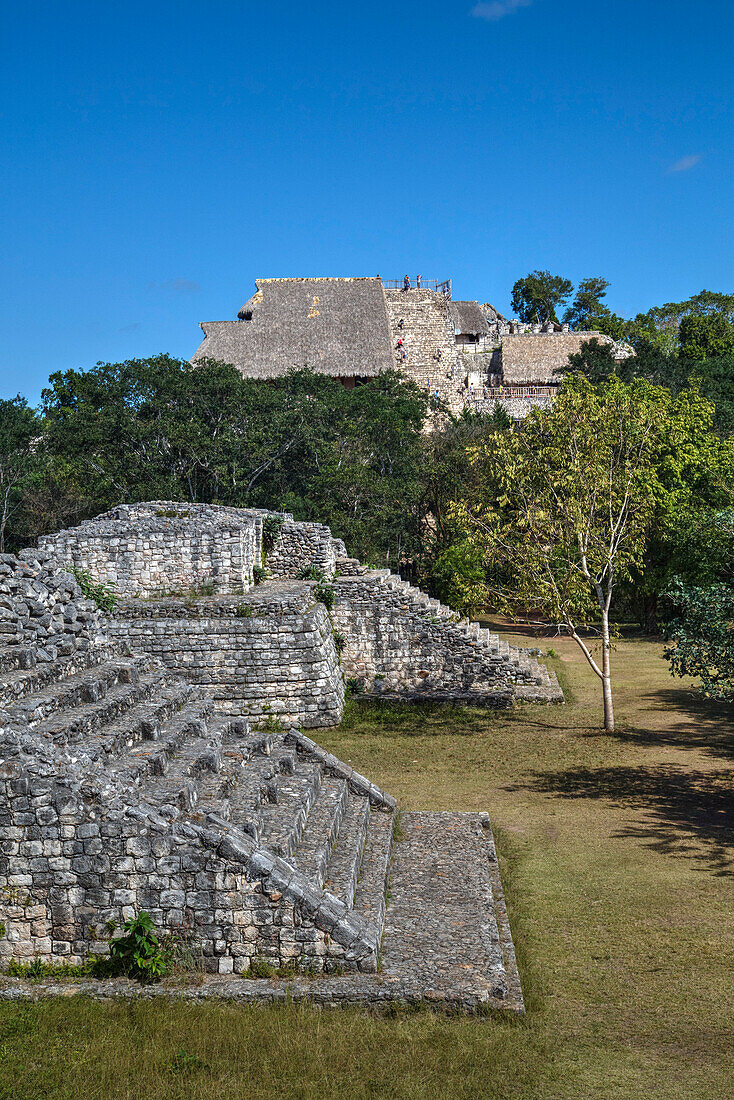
0, 771, 339, 974
0, 549, 108, 664
267, 521, 338, 579
37, 504, 348, 596
384, 289, 465, 413
332, 573, 542, 703
107, 585, 345, 727
39, 513, 259, 599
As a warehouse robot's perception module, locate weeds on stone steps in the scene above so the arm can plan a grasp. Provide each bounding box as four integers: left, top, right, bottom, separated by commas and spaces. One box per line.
392, 811, 405, 843
297, 565, 325, 581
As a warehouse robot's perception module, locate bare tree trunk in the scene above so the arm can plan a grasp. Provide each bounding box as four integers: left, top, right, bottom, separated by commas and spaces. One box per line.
600, 608, 614, 732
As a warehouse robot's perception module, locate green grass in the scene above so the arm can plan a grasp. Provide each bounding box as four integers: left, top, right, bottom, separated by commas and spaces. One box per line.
1, 626, 732, 1099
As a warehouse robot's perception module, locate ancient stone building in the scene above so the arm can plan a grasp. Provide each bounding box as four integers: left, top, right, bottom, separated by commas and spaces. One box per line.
192, 275, 631, 418
0, 501, 549, 1008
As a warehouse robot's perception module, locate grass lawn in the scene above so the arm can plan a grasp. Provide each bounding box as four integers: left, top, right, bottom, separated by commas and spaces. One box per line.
1, 627, 732, 1099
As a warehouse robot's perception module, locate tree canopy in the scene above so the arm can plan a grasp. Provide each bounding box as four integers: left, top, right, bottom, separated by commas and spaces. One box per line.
449, 376, 730, 729
510, 270, 573, 325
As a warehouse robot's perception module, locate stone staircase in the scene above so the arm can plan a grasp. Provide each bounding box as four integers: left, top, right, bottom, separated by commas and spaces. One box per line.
0, 642, 395, 972
334, 568, 563, 703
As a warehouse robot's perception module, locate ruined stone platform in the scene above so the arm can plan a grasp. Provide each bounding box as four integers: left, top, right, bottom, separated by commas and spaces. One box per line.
0, 812, 523, 1014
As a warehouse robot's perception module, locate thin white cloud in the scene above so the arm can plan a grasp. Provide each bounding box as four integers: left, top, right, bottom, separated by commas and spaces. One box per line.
668, 154, 701, 174
471, 0, 531, 21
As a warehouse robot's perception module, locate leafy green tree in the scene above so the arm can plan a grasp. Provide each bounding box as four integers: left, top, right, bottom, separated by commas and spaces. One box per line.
0, 396, 40, 552
679, 313, 734, 361
451, 376, 720, 731
663, 580, 734, 702
510, 270, 573, 325
557, 337, 624, 383
563, 277, 611, 329
39, 356, 429, 567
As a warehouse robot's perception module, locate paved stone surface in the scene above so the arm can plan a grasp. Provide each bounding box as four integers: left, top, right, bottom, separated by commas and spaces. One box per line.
378, 812, 516, 1004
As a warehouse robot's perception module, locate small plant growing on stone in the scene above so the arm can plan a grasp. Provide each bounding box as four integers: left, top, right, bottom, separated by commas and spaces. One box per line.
107, 911, 171, 983
255, 707, 286, 735
236, 603, 253, 618
332, 629, 345, 655
262, 514, 284, 554
71, 567, 118, 613
247, 956, 276, 978
314, 582, 335, 611
297, 564, 325, 581
252, 565, 267, 585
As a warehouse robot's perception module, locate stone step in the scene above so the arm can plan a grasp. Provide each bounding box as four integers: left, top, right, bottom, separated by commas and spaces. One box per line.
352, 808, 393, 930
377, 811, 518, 1006
129, 731, 228, 817
107, 698, 220, 790
0, 645, 36, 675
3, 656, 154, 726
80, 680, 204, 758
29, 668, 176, 745
256, 760, 323, 857
322, 793, 370, 906
0, 648, 101, 707
290, 775, 349, 889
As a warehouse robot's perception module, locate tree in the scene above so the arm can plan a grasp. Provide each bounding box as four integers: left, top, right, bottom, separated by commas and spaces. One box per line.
0, 397, 39, 552
663, 579, 734, 703
556, 337, 623, 383
39, 356, 430, 567
451, 376, 710, 731
679, 313, 734, 361
563, 277, 611, 329
510, 270, 573, 325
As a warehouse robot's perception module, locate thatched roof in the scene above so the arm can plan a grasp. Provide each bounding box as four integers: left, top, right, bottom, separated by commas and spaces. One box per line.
448, 301, 490, 337
192, 277, 394, 379
499, 331, 612, 384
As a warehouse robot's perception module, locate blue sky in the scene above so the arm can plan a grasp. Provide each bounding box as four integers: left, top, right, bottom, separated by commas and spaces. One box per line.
2, 0, 733, 402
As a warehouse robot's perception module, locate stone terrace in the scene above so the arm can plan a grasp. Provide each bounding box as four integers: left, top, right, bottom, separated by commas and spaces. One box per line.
0, 550, 523, 1011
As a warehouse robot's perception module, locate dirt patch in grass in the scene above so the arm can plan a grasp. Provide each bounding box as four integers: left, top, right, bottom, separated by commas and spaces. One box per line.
0, 628, 732, 1099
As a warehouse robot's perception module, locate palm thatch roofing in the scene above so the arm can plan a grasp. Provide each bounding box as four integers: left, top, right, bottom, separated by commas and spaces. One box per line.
191, 277, 395, 379
448, 300, 491, 337
499, 331, 609, 384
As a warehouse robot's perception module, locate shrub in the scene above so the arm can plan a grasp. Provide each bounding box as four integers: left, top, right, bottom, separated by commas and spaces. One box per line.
106, 911, 171, 983
71, 567, 118, 613
262, 514, 284, 553
314, 582, 335, 611
252, 565, 267, 585
297, 564, 325, 581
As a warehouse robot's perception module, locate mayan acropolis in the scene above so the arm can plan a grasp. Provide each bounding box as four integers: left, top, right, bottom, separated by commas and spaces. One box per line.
191, 276, 630, 418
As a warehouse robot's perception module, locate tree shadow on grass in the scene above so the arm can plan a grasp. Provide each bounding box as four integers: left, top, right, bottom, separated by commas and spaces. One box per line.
507, 764, 734, 876
589, 686, 734, 764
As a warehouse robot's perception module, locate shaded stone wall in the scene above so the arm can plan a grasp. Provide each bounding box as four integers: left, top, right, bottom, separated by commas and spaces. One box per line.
0, 767, 355, 974
267, 521, 337, 579
108, 586, 345, 727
